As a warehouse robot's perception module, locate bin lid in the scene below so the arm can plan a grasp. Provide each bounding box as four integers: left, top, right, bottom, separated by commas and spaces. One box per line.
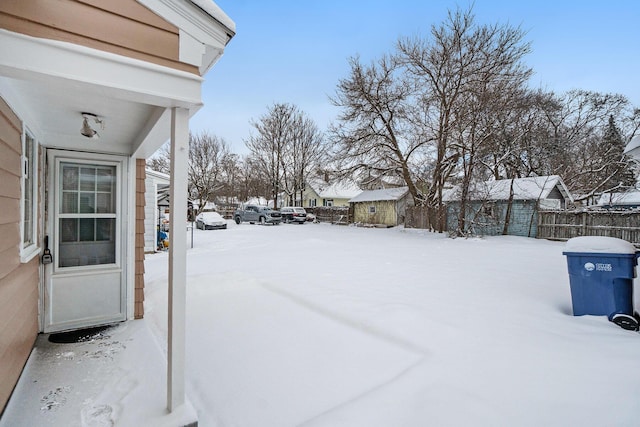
565, 236, 636, 254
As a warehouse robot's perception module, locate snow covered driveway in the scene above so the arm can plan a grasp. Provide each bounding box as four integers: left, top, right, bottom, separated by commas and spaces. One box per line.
144, 222, 640, 427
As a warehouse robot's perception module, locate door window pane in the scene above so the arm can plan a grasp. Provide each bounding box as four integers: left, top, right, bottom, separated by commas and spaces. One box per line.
62, 166, 78, 190
79, 192, 96, 213
58, 162, 117, 268
79, 218, 95, 241
80, 167, 96, 191
96, 218, 115, 241
97, 168, 114, 192
60, 218, 78, 242
62, 192, 78, 214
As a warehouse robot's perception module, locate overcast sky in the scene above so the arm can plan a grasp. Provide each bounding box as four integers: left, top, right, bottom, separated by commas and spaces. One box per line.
191, 1, 640, 154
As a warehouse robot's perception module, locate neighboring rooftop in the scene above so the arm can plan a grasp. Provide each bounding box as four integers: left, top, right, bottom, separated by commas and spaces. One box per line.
349, 187, 409, 203
443, 176, 572, 202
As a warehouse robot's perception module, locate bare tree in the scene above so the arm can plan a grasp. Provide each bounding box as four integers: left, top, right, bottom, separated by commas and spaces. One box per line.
329, 54, 428, 205
397, 6, 532, 233
283, 111, 326, 206
188, 132, 231, 216
245, 103, 296, 208
146, 141, 170, 174
246, 103, 326, 207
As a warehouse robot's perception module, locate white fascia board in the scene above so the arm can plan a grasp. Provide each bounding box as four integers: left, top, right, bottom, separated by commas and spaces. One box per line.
179, 29, 206, 68
137, 0, 233, 52
0, 29, 204, 109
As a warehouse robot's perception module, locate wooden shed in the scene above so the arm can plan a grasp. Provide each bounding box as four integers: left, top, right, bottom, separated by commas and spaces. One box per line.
443, 176, 573, 237
349, 187, 411, 227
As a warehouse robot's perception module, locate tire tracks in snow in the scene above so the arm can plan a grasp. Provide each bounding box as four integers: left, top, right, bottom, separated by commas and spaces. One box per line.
260, 281, 428, 356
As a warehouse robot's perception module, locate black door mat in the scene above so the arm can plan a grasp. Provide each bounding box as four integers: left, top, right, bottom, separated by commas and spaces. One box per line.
48, 325, 113, 344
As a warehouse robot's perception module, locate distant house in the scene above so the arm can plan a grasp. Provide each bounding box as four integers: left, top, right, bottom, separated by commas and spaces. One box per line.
303, 178, 362, 208
145, 169, 169, 252
349, 187, 411, 227
443, 175, 573, 237
596, 191, 640, 209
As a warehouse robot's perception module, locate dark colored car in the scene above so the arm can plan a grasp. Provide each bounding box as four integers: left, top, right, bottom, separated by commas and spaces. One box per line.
280, 207, 307, 224
234, 205, 281, 225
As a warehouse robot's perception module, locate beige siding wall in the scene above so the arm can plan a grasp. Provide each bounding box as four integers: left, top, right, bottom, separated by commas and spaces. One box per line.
135, 160, 145, 319
353, 200, 398, 226
0, 96, 39, 414
0, 0, 198, 74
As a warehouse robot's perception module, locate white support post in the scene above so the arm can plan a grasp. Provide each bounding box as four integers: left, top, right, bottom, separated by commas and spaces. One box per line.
167, 107, 189, 412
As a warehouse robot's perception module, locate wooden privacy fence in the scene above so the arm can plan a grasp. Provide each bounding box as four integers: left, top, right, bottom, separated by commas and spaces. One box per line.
404, 206, 447, 231
537, 210, 640, 245
305, 206, 351, 224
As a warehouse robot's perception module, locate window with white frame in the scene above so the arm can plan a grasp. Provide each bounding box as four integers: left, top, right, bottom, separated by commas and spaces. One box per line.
21, 129, 39, 262
308, 198, 316, 207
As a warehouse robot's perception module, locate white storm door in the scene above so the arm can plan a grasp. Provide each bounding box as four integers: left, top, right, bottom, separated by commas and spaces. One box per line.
44, 151, 127, 333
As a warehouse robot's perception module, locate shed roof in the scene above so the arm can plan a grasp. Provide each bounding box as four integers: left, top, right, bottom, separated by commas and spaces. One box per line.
349, 186, 409, 203
443, 176, 573, 202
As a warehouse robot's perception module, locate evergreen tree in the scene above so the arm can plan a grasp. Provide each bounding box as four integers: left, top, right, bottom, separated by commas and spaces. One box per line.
599, 115, 636, 191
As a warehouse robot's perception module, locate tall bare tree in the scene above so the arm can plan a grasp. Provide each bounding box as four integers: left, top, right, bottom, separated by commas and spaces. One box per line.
283, 111, 325, 206
246, 103, 325, 207
329, 54, 428, 205
187, 132, 231, 216
245, 103, 295, 208
397, 6, 532, 232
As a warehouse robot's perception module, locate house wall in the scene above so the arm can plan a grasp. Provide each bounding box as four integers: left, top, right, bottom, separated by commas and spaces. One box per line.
0, 0, 198, 74
323, 197, 351, 207
446, 200, 539, 237
134, 160, 145, 319
302, 186, 321, 208
144, 178, 159, 252
352, 200, 399, 226
0, 96, 39, 414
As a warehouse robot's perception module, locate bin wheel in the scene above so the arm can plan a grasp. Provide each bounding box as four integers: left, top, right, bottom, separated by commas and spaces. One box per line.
610, 313, 639, 331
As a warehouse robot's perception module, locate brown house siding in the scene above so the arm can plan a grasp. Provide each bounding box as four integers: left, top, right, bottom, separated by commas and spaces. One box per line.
0, 0, 198, 74
0, 96, 39, 414
135, 160, 145, 319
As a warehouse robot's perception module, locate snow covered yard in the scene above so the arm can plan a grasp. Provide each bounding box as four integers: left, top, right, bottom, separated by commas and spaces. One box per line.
145, 222, 640, 427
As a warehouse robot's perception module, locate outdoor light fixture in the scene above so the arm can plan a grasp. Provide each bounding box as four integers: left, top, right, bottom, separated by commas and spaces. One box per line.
80, 112, 104, 139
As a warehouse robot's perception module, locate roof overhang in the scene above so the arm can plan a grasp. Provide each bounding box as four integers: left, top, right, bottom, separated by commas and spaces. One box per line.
0, 0, 235, 159
0, 29, 205, 157
137, 0, 235, 75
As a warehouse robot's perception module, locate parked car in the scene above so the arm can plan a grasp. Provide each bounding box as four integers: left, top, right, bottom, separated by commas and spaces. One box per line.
195, 211, 227, 230
280, 206, 307, 224
234, 205, 281, 225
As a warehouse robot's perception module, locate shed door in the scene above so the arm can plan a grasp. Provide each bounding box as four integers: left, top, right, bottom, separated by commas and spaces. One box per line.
43, 150, 127, 333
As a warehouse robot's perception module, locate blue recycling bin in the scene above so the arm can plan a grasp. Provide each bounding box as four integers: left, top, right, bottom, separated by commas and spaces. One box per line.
563, 236, 637, 318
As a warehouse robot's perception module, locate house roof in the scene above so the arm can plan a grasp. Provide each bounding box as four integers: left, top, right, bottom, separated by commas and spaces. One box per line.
624, 134, 640, 159
146, 169, 170, 185
309, 179, 362, 199
597, 191, 640, 206
349, 186, 409, 203
443, 176, 573, 202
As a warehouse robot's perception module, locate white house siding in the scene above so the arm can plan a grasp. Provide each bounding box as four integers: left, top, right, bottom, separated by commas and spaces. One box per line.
144, 178, 159, 252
